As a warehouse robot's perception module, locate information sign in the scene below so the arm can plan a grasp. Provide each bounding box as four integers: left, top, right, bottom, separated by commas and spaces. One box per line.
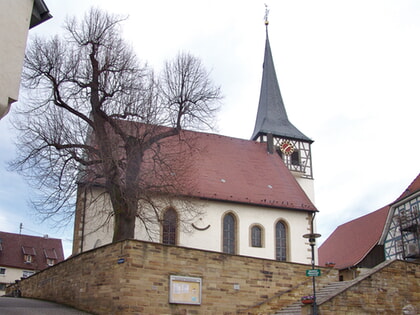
306, 269, 321, 277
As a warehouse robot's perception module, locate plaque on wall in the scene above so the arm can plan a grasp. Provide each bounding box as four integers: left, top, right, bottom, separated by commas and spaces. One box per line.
169, 275, 202, 305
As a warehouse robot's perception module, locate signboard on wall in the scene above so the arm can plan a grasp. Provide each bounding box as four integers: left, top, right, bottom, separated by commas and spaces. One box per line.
169, 275, 202, 305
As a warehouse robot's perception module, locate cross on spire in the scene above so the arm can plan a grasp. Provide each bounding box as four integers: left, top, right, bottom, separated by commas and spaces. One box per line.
264, 4, 270, 27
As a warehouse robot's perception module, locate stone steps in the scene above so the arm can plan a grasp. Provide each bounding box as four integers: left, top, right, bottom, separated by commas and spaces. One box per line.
275, 281, 352, 315
275, 261, 395, 314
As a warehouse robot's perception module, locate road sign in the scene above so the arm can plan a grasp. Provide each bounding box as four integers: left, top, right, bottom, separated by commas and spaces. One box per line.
306, 269, 321, 277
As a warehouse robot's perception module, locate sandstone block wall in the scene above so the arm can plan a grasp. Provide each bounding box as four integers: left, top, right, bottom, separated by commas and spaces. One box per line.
8, 239, 336, 314
309, 260, 420, 315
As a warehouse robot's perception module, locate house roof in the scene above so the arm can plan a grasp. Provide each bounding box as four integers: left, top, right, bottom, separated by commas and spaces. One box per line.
30, 0, 52, 29
318, 205, 390, 270
185, 131, 316, 211
378, 173, 420, 245
251, 30, 312, 143
84, 124, 317, 213
0, 231, 64, 271
393, 173, 420, 204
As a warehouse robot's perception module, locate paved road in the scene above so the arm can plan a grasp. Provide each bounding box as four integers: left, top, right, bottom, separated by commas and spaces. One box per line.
0, 297, 92, 315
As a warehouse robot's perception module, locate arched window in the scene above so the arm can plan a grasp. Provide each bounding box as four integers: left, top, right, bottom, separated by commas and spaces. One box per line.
223, 213, 236, 254
275, 221, 287, 261
162, 208, 177, 245
251, 225, 262, 247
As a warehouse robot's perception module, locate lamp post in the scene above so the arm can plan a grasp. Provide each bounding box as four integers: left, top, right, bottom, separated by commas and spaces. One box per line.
303, 214, 321, 315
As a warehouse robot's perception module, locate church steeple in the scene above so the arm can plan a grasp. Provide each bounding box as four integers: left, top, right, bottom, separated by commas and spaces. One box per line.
252, 16, 315, 197
251, 30, 312, 143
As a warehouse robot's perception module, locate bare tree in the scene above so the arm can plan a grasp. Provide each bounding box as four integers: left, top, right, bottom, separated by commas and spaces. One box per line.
10, 8, 221, 242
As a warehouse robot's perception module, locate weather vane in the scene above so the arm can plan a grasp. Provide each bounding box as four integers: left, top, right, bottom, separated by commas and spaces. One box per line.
264, 4, 270, 26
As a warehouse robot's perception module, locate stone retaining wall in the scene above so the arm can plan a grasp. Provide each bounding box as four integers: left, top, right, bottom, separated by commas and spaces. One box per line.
7, 239, 336, 314
314, 260, 420, 315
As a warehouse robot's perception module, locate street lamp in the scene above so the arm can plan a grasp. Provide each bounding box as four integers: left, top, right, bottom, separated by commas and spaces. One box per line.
303, 213, 321, 315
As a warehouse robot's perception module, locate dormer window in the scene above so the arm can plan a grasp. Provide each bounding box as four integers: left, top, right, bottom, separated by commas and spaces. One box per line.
44, 248, 58, 266
22, 246, 36, 264
24, 254, 33, 263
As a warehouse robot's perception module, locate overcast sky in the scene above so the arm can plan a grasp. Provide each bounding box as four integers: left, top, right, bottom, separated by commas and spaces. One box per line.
1, 0, 420, 258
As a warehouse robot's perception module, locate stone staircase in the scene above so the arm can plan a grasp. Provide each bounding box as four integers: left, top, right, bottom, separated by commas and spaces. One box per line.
274, 260, 394, 315
275, 280, 352, 315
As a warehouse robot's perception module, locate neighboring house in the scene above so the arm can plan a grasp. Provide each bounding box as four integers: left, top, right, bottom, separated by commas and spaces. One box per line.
72, 24, 318, 264
319, 173, 420, 280
0, 231, 64, 295
318, 206, 389, 280
380, 173, 420, 261
0, 0, 51, 119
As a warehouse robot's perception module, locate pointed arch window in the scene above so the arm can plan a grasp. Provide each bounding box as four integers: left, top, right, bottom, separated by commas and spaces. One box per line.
275, 221, 287, 261
162, 208, 177, 245
223, 213, 236, 254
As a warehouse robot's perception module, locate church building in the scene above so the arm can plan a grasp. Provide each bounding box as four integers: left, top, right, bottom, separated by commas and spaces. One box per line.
72, 21, 318, 265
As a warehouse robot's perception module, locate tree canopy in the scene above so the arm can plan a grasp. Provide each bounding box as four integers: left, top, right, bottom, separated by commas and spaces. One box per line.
11, 8, 221, 242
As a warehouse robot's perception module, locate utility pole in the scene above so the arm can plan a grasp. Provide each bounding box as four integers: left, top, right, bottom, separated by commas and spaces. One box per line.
303, 214, 321, 315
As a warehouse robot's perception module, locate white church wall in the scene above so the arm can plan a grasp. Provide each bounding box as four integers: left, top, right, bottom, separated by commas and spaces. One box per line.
0, 0, 33, 118
78, 188, 314, 265
179, 200, 312, 264
293, 176, 315, 204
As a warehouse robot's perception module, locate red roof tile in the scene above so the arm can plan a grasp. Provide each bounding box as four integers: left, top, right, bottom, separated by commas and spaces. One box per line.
393, 173, 420, 203
85, 123, 316, 212
0, 231, 64, 271
187, 132, 316, 211
318, 206, 390, 270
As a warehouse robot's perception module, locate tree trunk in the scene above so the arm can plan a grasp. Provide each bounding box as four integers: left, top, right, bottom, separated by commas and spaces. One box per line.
113, 209, 136, 242
111, 194, 137, 242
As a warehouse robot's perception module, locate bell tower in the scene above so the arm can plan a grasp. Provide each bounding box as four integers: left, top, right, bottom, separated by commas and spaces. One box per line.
251, 15, 315, 202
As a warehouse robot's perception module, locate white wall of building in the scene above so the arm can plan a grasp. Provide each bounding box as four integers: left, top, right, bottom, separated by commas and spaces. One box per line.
79, 188, 315, 265
295, 177, 315, 204
0, 0, 34, 118
0, 266, 34, 295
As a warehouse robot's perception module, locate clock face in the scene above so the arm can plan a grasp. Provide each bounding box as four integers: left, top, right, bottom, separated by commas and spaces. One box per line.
280, 140, 294, 155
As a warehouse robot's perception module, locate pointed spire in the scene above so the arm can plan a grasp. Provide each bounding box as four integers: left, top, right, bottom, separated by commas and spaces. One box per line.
251, 21, 312, 143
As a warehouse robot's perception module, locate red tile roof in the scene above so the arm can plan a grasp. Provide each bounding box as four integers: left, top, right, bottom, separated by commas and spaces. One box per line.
393, 173, 420, 203
85, 123, 316, 212
187, 132, 316, 211
0, 231, 64, 271
318, 205, 390, 270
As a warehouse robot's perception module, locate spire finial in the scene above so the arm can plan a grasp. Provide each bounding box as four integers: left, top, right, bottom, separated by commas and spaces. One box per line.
264, 4, 270, 26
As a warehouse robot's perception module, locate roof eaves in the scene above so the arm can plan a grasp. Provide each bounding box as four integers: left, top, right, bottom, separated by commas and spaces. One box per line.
194, 195, 317, 212
30, 0, 52, 29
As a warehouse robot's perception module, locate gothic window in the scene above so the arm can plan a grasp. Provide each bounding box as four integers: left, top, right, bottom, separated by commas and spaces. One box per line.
275, 221, 287, 261
223, 213, 236, 254
162, 208, 177, 245
251, 225, 263, 247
